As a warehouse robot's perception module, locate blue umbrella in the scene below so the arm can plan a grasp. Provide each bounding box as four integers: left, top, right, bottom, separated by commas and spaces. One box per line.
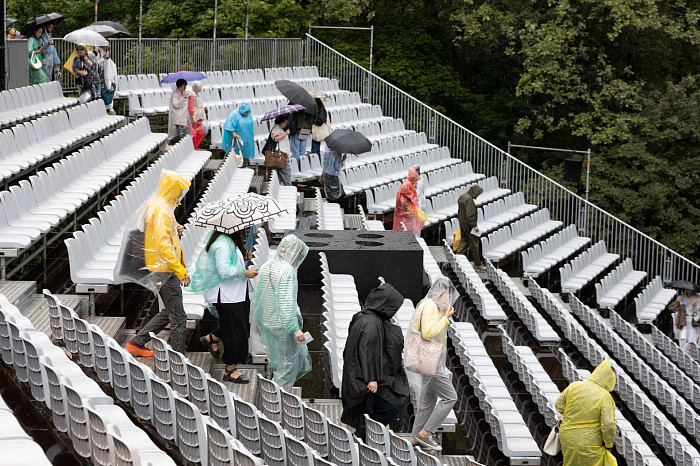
160, 71, 207, 84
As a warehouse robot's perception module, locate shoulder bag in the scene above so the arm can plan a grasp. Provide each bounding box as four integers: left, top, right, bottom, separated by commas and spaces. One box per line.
404, 308, 442, 376
312, 122, 331, 142
543, 417, 561, 455
30, 51, 43, 70
262, 129, 288, 170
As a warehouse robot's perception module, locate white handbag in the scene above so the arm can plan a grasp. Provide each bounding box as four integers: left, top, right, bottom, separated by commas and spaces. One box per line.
312, 122, 331, 142
543, 418, 561, 455
30, 51, 43, 70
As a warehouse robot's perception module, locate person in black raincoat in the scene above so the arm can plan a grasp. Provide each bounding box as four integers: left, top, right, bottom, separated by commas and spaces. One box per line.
340, 282, 410, 441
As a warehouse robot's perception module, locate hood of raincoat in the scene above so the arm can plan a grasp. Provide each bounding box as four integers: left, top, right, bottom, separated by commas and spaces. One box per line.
588, 358, 616, 392
467, 185, 483, 199
362, 283, 404, 320
423, 276, 458, 309
406, 167, 421, 184
156, 170, 191, 206
238, 102, 252, 115
274, 234, 309, 269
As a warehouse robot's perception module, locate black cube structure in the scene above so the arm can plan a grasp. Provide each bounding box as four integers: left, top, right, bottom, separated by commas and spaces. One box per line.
290, 230, 425, 303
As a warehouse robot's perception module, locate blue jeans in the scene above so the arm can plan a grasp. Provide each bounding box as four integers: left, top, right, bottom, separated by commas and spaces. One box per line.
289, 133, 307, 167
311, 140, 321, 155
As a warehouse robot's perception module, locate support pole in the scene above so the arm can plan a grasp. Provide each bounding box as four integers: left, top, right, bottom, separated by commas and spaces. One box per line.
138, 0, 143, 74
94, 0, 99, 23
1, 0, 6, 91
244, 0, 250, 69
211, 0, 218, 71
584, 148, 591, 232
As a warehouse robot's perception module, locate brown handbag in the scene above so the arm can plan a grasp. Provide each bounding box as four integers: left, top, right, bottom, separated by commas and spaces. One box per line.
263, 150, 288, 169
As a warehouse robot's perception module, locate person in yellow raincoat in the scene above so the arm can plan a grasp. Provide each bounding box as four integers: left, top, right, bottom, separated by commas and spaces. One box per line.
555, 359, 618, 466
122, 170, 191, 356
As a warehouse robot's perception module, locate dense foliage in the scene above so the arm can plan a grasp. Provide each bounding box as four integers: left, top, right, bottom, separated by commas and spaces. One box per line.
9, 0, 700, 262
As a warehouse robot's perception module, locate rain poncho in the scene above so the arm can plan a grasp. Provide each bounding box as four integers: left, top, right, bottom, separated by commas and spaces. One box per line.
188, 82, 207, 150
406, 277, 457, 376
94, 47, 117, 106
457, 185, 484, 230
28, 34, 49, 85
250, 234, 312, 387
341, 283, 410, 431
39, 29, 60, 81
322, 150, 344, 201
72, 50, 101, 100
222, 103, 254, 159
392, 168, 422, 234
555, 359, 618, 466
168, 86, 189, 138
413, 166, 426, 210
187, 231, 246, 300
114, 170, 191, 292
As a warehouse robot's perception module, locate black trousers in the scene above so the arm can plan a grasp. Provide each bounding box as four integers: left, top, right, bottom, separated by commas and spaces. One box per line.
212, 292, 250, 365
354, 395, 398, 441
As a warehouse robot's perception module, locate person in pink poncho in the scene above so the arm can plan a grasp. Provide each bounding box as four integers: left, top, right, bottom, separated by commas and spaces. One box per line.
392, 167, 423, 235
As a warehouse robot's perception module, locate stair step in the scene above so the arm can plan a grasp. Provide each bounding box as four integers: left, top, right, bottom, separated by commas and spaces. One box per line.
87, 316, 126, 341
25, 298, 51, 337
203, 158, 224, 173
439, 455, 480, 466
429, 245, 448, 265
212, 365, 262, 404
304, 399, 346, 427
0, 280, 37, 311
185, 352, 213, 374
343, 214, 363, 230
55, 294, 89, 317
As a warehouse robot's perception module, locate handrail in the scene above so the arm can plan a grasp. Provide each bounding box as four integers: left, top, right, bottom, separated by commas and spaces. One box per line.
306, 33, 700, 283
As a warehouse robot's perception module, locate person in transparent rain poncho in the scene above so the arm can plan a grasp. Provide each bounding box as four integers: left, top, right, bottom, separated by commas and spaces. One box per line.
114, 170, 191, 356
407, 276, 458, 451
168, 78, 189, 147
250, 234, 312, 391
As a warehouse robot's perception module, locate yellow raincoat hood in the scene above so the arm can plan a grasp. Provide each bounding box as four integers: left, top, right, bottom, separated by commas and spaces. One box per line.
143, 171, 191, 279
588, 358, 616, 392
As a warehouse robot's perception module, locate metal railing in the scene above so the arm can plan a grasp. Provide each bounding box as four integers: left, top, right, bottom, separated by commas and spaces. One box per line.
305, 33, 700, 284
51, 37, 303, 91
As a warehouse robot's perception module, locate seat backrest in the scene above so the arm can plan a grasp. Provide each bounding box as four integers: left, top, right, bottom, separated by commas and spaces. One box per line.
327, 421, 359, 466
280, 390, 305, 441
257, 415, 287, 466
255, 373, 283, 423
358, 441, 389, 466
302, 404, 329, 457
233, 394, 262, 455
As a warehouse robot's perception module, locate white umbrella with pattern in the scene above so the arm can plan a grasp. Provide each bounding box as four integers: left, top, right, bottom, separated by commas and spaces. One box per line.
192, 193, 288, 233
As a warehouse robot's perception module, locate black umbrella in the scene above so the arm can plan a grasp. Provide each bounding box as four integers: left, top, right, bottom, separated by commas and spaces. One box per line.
669, 280, 698, 291
35, 12, 65, 27
274, 80, 318, 116
324, 129, 372, 154
5, 18, 17, 29
91, 20, 131, 38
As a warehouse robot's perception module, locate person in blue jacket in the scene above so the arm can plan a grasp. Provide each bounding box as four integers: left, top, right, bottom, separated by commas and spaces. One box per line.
222, 103, 255, 167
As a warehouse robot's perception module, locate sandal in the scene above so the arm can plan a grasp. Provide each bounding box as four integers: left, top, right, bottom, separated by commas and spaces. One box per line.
223, 367, 250, 384
199, 333, 220, 358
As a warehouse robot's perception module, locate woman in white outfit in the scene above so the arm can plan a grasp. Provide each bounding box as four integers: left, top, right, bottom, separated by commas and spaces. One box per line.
676, 287, 700, 352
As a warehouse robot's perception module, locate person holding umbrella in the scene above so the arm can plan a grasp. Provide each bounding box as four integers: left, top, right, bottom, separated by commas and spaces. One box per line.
320, 149, 345, 201
72, 44, 101, 100
168, 78, 190, 147
28, 26, 49, 85
7, 27, 23, 39
188, 193, 288, 383
270, 115, 293, 186
39, 22, 60, 81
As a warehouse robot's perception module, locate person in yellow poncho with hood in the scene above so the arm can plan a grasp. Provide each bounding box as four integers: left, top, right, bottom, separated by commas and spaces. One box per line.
123, 170, 191, 356
555, 359, 618, 466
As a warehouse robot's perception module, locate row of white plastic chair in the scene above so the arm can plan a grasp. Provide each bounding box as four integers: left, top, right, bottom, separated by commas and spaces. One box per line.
343, 133, 440, 171
610, 311, 700, 413
557, 349, 665, 465
521, 225, 591, 277
442, 242, 507, 323
327, 105, 391, 130
652, 325, 700, 384
500, 330, 560, 427
529, 281, 696, 465
635, 276, 677, 323
315, 187, 344, 230
438, 178, 513, 236
448, 322, 541, 459
481, 208, 563, 261
341, 147, 463, 196
0, 117, 164, 252
476, 192, 537, 234
65, 137, 211, 295
0, 391, 52, 465
486, 262, 560, 344
0, 292, 176, 466
566, 294, 700, 464
559, 241, 620, 293
357, 205, 385, 231
0, 99, 123, 183
267, 170, 298, 233
264, 66, 322, 82
0, 81, 77, 128
354, 118, 413, 143
595, 258, 647, 309
416, 237, 444, 284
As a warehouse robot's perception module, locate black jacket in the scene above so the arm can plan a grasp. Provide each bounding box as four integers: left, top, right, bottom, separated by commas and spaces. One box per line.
340, 283, 410, 431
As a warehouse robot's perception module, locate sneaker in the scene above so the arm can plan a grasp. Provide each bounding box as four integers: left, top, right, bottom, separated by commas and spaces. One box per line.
108, 110, 117, 115
126, 340, 154, 357
415, 433, 442, 451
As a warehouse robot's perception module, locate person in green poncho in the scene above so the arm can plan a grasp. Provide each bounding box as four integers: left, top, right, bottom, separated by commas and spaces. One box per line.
28, 26, 49, 85
188, 229, 258, 384
250, 234, 312, 391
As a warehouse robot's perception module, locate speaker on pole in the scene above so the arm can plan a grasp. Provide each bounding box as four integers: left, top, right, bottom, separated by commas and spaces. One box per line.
563, 158, 582, 183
